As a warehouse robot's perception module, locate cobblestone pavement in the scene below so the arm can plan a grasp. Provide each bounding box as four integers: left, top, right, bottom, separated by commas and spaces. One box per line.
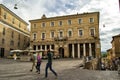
0, 58, 120, 80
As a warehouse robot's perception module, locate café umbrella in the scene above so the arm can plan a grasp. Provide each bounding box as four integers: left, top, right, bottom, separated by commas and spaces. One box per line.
10, 50, 23, 53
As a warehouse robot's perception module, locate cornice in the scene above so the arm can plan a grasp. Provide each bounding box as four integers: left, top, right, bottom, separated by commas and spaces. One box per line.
0, 20, 30, 37
0, 4, 28, 25
29, 12, 99, 23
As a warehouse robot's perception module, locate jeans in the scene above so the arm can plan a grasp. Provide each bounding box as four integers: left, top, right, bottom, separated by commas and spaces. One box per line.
45, 63, 57, 77
36, 62, 41, 72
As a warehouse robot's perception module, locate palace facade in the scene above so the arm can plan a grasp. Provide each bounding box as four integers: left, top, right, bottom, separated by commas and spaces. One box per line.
0, 4, 30, 57
111, 34, 120, 57
29, 12, 101, 58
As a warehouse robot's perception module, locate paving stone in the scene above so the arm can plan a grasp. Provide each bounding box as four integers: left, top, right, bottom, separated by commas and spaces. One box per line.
0, 58, 120, 80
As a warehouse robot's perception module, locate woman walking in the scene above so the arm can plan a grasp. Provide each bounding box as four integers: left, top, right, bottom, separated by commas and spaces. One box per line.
36, 53, 42, 74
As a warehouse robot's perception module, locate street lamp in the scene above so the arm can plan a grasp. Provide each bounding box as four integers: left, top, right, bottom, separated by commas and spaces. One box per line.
14, 4, 18, 9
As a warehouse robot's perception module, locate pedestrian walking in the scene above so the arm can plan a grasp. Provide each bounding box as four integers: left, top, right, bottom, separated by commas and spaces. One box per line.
13, 53, 17, 60
116, 57, 120, 74
36, 52, 42, 74
44, 49, 57, 78
30, 52, 37, 72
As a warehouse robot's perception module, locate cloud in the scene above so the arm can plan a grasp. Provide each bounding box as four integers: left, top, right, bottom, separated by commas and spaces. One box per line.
0, 0, 3, 3
1, 0, 120, 52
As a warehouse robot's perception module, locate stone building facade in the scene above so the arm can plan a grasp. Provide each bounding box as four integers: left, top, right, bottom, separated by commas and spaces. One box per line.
29, 12, 101, 58
0, 4, 30, 57
111, 34, 120, 57
107, 49, 113, 60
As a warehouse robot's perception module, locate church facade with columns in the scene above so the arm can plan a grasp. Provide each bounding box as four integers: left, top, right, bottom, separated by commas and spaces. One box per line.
29, 12, 101, 58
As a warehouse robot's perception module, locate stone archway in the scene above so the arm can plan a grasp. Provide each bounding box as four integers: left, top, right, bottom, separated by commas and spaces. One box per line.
58, 47, 64, 58
0, 48, 5, 58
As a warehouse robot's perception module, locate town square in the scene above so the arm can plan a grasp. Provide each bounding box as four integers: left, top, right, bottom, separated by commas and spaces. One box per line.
0, 0, 120, 80
0, 58, 120, 80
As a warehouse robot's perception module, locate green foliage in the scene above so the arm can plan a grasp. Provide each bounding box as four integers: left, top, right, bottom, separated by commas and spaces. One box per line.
102, 52, 107, 57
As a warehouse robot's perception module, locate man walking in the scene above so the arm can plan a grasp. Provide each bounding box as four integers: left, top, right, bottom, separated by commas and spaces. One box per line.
45, 49, 57, 78
30, 52, 37, 72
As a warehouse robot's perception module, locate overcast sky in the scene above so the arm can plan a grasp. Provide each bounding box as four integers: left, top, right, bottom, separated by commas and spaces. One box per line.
0, 0, 120, 52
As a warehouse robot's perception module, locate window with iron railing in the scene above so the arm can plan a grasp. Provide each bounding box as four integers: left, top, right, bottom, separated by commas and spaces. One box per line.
42, 33, 45, 40
78, 29, 83, 36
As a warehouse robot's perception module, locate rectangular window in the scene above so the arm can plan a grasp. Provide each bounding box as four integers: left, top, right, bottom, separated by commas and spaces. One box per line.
2, 39, 5, 44
12, 18, 15, 24
78, 18, 82, 24
10, 40, 14, 46
33, 33, 36, 40
79, 30, 83, 36
19, 22, 21, 28
33, 24, 36, 28
42, 22, 45, 27
89, 18, 94, 23
18, 34, 20, 40
50, 22, 54, 26
90, 28, 95, 36
68, 20, 71, 25
59, 21, 62, 26
3, 28, 5, 35
3, 12, 7, 19
18, 42, 20, 47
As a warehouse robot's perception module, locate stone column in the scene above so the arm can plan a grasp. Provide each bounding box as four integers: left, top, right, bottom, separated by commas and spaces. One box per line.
89, 43, 92, 57
83, 43, 86, 56
50, 45, 51, 50
41, 45, 43, 49
78, 43, 80, 58
54, 44, 58, 56
45, 45, 47, 51
36, 45, 38, 50
72, 44, 75, 58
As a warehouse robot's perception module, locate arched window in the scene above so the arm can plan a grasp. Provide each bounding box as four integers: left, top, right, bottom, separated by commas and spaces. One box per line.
68, 29, 72, 37
50, 31, 54, 38
78, 29, 83, 37
33, 33, 37, 40
41, 32, 45, 40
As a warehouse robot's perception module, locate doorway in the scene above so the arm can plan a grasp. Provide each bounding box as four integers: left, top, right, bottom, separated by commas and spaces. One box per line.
59, 47, 64, 58
0, 48, 4, 58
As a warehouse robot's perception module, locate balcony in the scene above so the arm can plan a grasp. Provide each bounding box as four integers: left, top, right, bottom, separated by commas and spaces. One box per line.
91, 35, 98, 39
54, 36, 68, 41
